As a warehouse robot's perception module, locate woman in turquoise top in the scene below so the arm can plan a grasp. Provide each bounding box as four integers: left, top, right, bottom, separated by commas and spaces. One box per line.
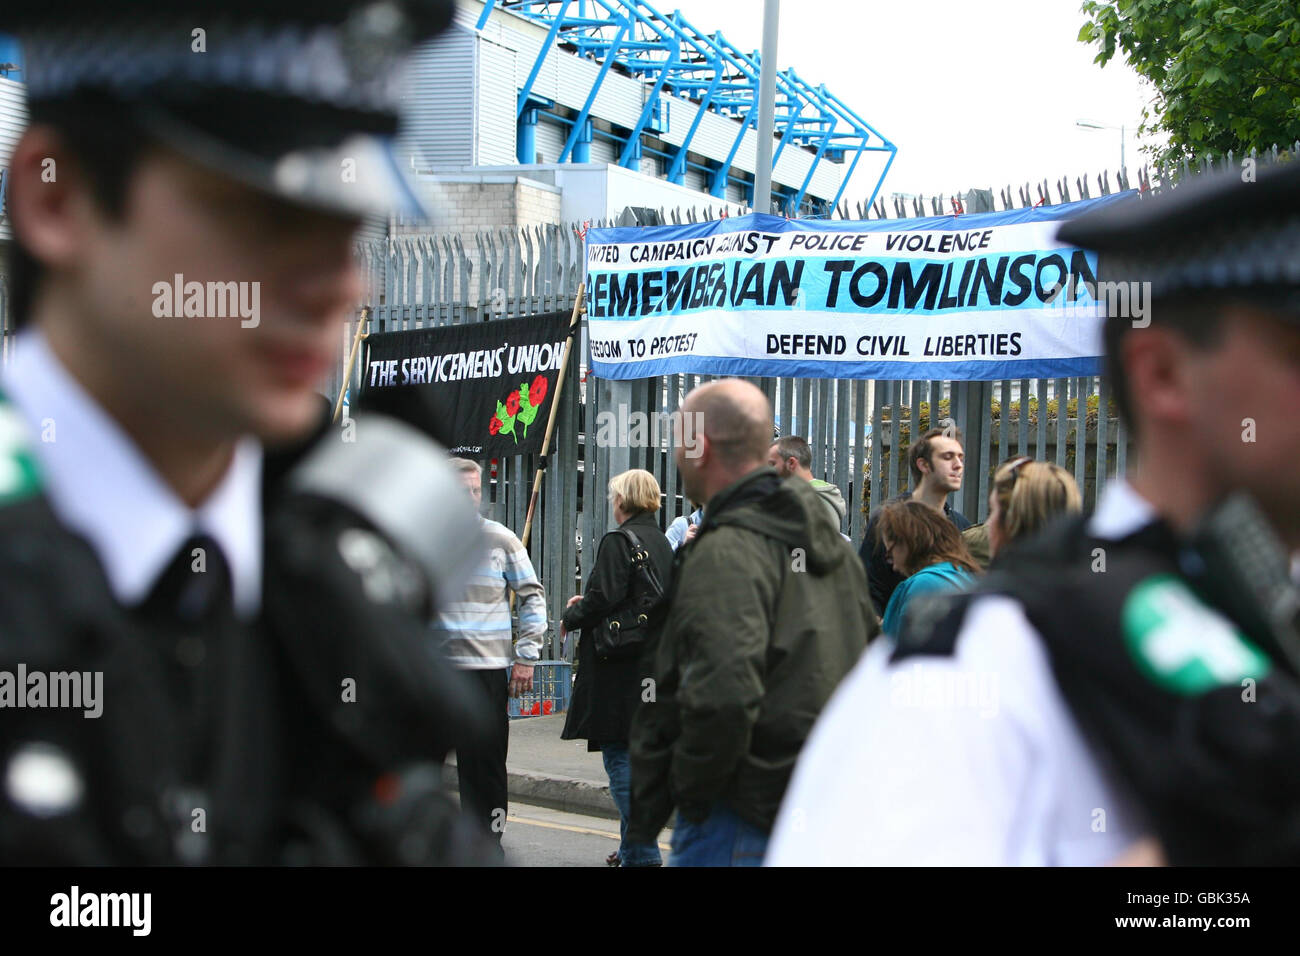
876, 500, 980, 642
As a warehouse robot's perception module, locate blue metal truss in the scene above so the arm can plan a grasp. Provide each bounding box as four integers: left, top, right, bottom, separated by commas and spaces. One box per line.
495, 0, 896, 215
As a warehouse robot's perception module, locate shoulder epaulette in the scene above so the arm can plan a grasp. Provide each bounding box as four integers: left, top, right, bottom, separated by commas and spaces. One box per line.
0, 390, 43, 506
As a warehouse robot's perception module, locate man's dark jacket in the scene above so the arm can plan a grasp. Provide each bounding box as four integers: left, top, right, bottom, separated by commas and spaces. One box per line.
898, 511, 1300, 865
560, 511, 673, 750
627, 468, 877, 842
0, 410, 494, 865
858, 492, 971, 616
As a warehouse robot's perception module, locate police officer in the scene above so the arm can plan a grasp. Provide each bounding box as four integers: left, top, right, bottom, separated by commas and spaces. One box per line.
0, 1, 498, 864
768, 160, 1300, 866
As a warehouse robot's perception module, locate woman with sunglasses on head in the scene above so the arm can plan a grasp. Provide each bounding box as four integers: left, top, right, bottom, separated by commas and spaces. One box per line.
986, 457, 1083, 561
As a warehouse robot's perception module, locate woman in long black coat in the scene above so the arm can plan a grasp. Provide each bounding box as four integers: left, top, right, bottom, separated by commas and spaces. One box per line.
560, 468, 674, 867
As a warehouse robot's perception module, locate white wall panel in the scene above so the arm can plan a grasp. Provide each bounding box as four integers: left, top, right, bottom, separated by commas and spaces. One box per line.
589, 136, 617, 166
476, 36, 518, 167
402, 26, 475, 169
534, 118, 566, 164
0, 77, 27, 243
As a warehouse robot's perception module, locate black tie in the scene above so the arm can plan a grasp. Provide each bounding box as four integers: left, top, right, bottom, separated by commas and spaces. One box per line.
136, 532, 236, 790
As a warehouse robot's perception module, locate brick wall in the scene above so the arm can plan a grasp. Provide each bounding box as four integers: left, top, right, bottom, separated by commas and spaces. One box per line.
393, 177, 564, 235
431, 181, 519, 232
515, 180, 562, 228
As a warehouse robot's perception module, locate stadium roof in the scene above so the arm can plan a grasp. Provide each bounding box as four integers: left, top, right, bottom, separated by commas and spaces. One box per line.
482, 0, 896, 214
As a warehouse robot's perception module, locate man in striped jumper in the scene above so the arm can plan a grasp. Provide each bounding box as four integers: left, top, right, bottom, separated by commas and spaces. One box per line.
434, 458, 548, 852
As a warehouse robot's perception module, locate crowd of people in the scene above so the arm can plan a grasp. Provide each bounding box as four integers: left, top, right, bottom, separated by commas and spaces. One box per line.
443, 374, 1101, 865
2, 0, 1295, 874
442, 158, 1300, 867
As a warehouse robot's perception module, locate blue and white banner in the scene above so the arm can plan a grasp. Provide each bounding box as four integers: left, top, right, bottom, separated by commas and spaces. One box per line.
584, 192, 1135, 381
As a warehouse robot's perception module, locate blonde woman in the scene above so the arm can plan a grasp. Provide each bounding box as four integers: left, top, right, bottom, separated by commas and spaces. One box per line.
986, 457, 1083, 560
560, 469, 673, 866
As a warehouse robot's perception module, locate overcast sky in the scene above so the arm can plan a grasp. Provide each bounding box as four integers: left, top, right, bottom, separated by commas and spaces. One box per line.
673, 0, 1159, 205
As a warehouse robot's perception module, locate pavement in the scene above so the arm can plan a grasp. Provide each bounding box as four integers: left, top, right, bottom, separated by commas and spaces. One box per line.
445, 713, 620, 820
502, 804, 671, 866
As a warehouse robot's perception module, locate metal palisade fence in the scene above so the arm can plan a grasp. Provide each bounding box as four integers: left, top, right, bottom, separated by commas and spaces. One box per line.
2, 150, 1294, 660
335, 150, 1300, 659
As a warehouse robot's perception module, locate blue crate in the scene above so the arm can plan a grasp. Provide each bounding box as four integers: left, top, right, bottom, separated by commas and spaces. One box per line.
508, 660, 573, 719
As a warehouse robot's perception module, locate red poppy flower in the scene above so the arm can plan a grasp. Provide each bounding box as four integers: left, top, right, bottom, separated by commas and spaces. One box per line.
529, 374, 548, 407
489, 416, 501, 436
506, 390, 520, 417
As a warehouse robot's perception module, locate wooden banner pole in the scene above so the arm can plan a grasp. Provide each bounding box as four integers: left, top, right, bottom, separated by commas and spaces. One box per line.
520, 285, 584, 551
333, 306, 371, 424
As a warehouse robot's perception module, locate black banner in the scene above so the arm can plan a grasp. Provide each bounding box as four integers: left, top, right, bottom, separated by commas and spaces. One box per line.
360, 312, 571, 458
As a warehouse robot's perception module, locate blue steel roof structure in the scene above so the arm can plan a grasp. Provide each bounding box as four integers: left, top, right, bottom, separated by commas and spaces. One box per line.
481, 0, 896, 216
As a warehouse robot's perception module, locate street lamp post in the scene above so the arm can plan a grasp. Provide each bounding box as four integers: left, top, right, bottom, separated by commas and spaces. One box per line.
1076, 119, 1128, 171
753, 0, 780, 215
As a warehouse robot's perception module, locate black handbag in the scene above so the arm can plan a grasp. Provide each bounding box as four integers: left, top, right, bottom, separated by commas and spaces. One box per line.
592, 526, 666, 661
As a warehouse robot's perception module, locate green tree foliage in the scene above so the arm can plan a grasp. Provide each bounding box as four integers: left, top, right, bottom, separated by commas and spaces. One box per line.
1078, 0, 1300, 166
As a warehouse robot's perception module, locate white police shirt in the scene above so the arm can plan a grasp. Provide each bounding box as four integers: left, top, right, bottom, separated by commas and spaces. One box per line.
2, 331, 263, 617
766, 481, 1160, 866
